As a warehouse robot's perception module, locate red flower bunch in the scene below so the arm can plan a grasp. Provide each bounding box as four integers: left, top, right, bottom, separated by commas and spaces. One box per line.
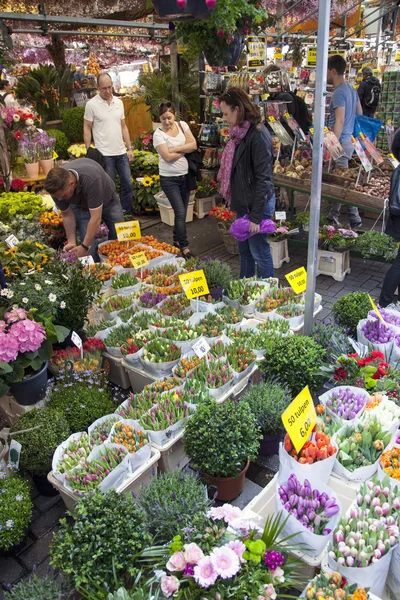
10, 179, 26, 192
208, 205, 237, 223
83, 338, 105, 353
333, 350, 390, 389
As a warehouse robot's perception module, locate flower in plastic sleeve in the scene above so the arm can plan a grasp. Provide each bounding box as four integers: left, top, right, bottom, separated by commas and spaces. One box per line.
194, 556, 218, 588
9, 319, 46, 353
166, 551, 187, 572
0, 332, 19, 362
48, 293, 57, 302
183, 542, 204, 565
263, 584, 277, 599
210, 546, 240, 579
160, 575, 180, 597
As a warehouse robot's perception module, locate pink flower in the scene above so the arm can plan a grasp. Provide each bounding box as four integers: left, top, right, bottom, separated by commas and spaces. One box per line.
270, 567, 285, 583
0, 331, 19, 362
263, 584, 277, 599
160, 575, 180, 597
194, 556, 218, 588
227, 539, 246, 562
0, 321, 7, 332
4, 308, 27, 323
210, 546, 240, 579
166, 551, 187, 572
183, 542, 204, 565
208, 504, 242, 525
9, 319, 46, 353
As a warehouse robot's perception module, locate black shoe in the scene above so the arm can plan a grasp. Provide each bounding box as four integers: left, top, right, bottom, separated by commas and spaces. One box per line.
350, 222, 362, 230
182, 250, 195, 260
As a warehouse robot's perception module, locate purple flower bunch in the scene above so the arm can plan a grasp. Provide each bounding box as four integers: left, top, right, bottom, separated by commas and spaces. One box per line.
361, 318, 394, 345
369, 309, 400, 328
58, 250, 77, 263
0, 309, 45, 363
95, 223, 109, 240
263, 550, 285, 571
325, 387, 367, 420
139, 290, 166, 309
278, 474, 339, 535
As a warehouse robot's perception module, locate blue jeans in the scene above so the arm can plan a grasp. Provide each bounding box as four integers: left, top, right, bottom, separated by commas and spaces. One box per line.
160, 175, 190, 249
103, 154, 133, 214
328, 139, 361, 227
72, 198, 124, 258
237, 197, 276, 279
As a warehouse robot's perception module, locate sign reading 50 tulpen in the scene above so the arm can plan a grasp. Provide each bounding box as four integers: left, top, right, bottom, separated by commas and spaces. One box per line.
281, 386, 317, 453
179, 270, 209, 300
115, 220, 141, 242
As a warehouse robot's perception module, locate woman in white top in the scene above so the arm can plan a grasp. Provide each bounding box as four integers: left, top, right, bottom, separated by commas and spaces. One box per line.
153, 101, 197, 259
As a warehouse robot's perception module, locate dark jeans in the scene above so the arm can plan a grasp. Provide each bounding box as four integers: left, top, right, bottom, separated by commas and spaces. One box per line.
72, 198, 124, 258
237, 197, 276, 279
379, 247, 400, 306
103, 154, 133, 214
160, 175, 190, 250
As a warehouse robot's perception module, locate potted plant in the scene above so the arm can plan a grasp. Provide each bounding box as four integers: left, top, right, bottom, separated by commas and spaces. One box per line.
133, 175, 161, 213
0, 474, 33, 556
195, 257, 232, 299
194, 177, 219, 218
295, 210, 310, 231
19, 136, 39, 178
10, 406, 70, 495
152, 0, 216, 20
183, 398, 261, 501
331, 291, 371, 337
208, 205, 238, 255
176, 0, 270, 66
4, 573, 72, 599
241, 381, 292, 455
130, 150, 159, 179
36, 130, 56, 175
355, 230, 398, 262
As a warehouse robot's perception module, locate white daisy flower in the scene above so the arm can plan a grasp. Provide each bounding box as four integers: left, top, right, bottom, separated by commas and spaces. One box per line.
48, 293, 57, 303
7, 291, 13, 299
22, 297, 28, 304
44, 280, 53, 285
34, 284, 42, 291
0, 289, 8, 297
60, 301, 66, 309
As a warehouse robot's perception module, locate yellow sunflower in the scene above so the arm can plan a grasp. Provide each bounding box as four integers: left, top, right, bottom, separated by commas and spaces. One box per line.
27, 261, 34, 269
35, 243, 44, 250
7, 247, 17, 255
142, 177, 153, 187
3, 266, 11, 277
152, 175, 160, 181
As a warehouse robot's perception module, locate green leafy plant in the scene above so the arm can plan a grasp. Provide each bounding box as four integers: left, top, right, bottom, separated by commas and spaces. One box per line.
62, 107, 85, 143
241, 381, 292, 436
51, 489, 153, 589
15, 65, 70, 123
0, 475, 33, 552
356, 230, 398, 262
78, 570, 160, 600
295, 211, 310, 227
260, 336, 325, 396
4, 573, 71, 600
10, 407, 70, 476
183, 398, 261, 478
311, 322, 353, 361
46, 129, 70, 160
130, 151, 159, 179
132, 175, 160, 212
332, 291, 371, 336
195, 177, 219, 199
195, 257, 232, 290
139, 470, 211, 544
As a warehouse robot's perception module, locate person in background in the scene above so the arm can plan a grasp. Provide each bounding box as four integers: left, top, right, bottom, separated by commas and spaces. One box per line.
379, 129, 400, 307
44, 158, 124, 259
153, 101, 197, 259
357, 66, 381, 118
218, 87, 275, 279
83, 72, 134, 215
0, 81, 15, 107
326, 54, 363, 229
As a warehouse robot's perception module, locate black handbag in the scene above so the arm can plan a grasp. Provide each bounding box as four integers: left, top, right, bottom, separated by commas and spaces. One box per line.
178, 122, 203, 191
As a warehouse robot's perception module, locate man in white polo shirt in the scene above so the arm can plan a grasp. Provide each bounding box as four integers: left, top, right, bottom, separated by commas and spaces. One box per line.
84, 72, 134, 215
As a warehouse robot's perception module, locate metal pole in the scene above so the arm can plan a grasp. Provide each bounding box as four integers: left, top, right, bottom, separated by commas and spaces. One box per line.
12, 29, 168, 39
304, 0, 332, 336
375, 0, 385, 60
0, 12, 169, 29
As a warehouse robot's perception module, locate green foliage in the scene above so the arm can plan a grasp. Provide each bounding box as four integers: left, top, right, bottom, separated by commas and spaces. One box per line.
4, 573, 71, 600
332, 292, 372, 336
46, 129, 70, 160
62, 107, 85, 143
260, 336, 325, 396
10, 407, 70, 476
51, 489, 153, 590
139, 470, 211, 544
195, 257, 232, 290
356, 230, 398, 262
130, 151, 159, 179
311, 322, 353, 361
15, 65, 70, 123
183, 398, 261, 477
241, 382, 292, 436
0, 475, 33, 551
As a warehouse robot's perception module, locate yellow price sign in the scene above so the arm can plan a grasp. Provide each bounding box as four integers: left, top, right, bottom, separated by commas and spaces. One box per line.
179, 270, 209, 300
285, 267, 307, 294
281, 386, 317, 453
283, 112, 291, 119
368, 294, 384, 323
115, 220, 141, 242
306, 46, 317, 67
130, 251, 149, 269
269, 116, 276, 122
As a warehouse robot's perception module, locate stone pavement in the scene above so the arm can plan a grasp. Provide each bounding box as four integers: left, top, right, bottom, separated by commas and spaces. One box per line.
0, 215, 392, 595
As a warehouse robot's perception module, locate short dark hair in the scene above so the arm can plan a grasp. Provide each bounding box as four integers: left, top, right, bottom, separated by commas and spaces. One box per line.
159, 101, 176, 117
97, 72, 112, 86
219, 87, 261, 125
0, 80, 10, 91
327, 55, 347, 75
44, 167, 72, 195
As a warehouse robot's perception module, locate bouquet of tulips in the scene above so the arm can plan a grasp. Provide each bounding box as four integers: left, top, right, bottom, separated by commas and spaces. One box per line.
181, 379, 211, 405
196, 313, 225, 338
256, 286, 299, 313
139, 394, 191, 431
145, 377, 181, 394
216, 305, 244, 324
276, 304, 304, 320
359, 318, 395, 346
89, 416, 120, 446
335, 417, 392, 473
159, 294, 190, 316
191, 359, 233, 390
116, 389, 159, 420
103, 293, 137, 314
324, 387, 368, 421
65, 446, 128, 494
138, 290, 166, 309
315, 404, 343, 438
163, 325, 200, 342
55, 433, 92, 474
110, 422, 149, 453
142, 339, 181, 364
361, 395, 400, 431
224, 279, 268, 305
208, 340, 229, 359
257, 318, 291, 336
111, 272, 138, 290
353, 477, 400, 519
226, 342, 256, 373
304, 571, 369, 600
173, 355, 202, 379
284, 431, 337, 465
380, 446, 400, 483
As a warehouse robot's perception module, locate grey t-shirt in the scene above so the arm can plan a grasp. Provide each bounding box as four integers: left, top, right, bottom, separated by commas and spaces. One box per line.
54, 158, 118, 212
329, 83, 358, 143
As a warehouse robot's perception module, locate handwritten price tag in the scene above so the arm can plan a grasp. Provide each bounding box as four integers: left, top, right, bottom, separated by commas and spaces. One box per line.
192, 337, 211, 359
5, 234, 19, 248
179, 270, 210, 300
115, 220, 141, 242
79, 256, 94, 266
281, 386, 317, 453
275, 211, 286, 221
368, 294, 384, 323
71, 331, 83, 358
285, 267, 307, 294
130, 252, 149, 269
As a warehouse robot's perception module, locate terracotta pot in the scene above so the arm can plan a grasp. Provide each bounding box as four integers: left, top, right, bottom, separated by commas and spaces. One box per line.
39, 158, 54, 175
203, 460, 249, 502
25, 162, 39, 178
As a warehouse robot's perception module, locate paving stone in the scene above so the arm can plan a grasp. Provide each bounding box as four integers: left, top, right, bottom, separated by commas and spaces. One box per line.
0, 558, 25, 585
14, 534, 34, 557
33, 493, 60, 514
231, 478, 263, 510
359, 280, 379, 291
30, 501, 66, 540
34, 556, 54, 578
0, 586, 4, 599
19, 530, 57, 571
318, 308, 332, 321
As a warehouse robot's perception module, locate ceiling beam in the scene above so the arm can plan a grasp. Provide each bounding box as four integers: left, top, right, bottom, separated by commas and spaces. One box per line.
0, 12, 169, 29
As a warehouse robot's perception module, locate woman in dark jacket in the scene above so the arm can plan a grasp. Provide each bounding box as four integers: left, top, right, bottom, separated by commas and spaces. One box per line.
218, 87, 275, 278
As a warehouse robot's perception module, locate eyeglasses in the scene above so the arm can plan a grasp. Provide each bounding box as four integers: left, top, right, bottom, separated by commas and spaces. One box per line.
159, 101, 172, 109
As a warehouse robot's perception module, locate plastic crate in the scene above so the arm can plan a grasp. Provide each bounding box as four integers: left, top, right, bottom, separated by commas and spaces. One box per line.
270, 239, 290, 269
316, 249, 351, 282
122, 359, 157, 393
47, 447, 161, 510
153, 432, 189, 473
103, 352, 131, 389
0, 394, 47, 426
194, 195, 216, 219
158, 200, 194, 227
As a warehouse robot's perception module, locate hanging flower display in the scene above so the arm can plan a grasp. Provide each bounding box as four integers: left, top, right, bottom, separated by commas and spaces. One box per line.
263, 0, 358, 25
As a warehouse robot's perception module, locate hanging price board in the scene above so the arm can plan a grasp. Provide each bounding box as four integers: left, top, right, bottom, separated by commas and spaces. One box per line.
368, 294, 385, 323
281, 386, 317, 454
306, 47, 317, 67
285, 267, 307, 294
130, 252, 149, 269
5, 234, 19, 248
179, 270, 209, 299
352, 136, 372, 172
247, 35, 267, 69
115, 220, 141, 242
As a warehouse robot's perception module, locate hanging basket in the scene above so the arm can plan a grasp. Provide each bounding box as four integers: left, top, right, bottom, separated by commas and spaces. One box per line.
203, 33, 245, 67
151, 0, 216, 20
217, 223, 239, 255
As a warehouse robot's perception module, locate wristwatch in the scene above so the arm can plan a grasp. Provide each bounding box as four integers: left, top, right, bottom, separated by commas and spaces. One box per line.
80, 242, 90, 251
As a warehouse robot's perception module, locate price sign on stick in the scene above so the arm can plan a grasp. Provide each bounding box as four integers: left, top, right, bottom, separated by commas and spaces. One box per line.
115, 220, 141, 242
71, 331, 83, 359
192, 337, 211, 359
368, 294, 385, 323
281, 386, 317, 453
179, 270, 209, 299
388, 154, 400, 169
286, 267, 307, 294
79, 256, 94, 266
275, 211, 286, 221
130, 252, 149, 269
